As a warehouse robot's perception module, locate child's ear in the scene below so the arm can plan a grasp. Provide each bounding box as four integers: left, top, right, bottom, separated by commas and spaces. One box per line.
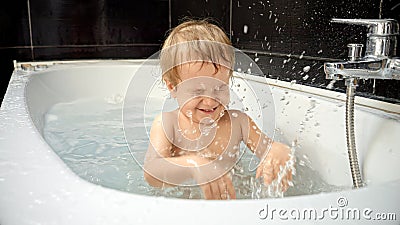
165, 80, 177, 98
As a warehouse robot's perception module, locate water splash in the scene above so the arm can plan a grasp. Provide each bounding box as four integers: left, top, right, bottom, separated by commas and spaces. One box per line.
263, 146, 296, 198
104, 94, 124, 104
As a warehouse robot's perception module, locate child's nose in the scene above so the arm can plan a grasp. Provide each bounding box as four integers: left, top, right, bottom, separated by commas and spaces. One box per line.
202, 97, 218, 106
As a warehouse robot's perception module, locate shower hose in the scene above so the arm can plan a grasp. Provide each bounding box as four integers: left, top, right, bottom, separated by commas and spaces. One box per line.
345, 79, 364, 188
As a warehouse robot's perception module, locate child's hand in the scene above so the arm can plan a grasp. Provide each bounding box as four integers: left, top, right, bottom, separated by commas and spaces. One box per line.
199, 173, 236, 200
255, 143, 293, 192
191, 160, 236, 200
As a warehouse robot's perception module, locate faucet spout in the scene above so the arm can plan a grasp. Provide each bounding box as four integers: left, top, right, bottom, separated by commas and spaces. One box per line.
324, 58, 400, 80
325, 18, 400, 81
331, 19, 399, 58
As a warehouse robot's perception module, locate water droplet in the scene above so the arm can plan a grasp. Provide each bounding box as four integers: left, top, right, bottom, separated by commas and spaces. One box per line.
326, 80, 336, 89
299, 51, 305, 59
185, 110, 192, 118
303, 66, 311, 73
243, 25, 248, 34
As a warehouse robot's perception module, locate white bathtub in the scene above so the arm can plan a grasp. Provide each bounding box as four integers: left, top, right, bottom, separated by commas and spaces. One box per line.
0, 60, 399, 225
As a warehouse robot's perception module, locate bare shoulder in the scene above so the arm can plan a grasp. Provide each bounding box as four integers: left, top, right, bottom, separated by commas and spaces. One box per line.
150, 111, 177, 141
153, 113, 163, 123
226, 109, 250, 121
152, 110, 176, 126
149, 114, 163, 137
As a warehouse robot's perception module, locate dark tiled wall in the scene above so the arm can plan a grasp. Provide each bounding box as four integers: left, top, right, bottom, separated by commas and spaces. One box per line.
171, 0, 400, 103
0, 0, 169, 103
1, 0, 400, 104
29, 0, 168, 59
230, 0, 400, 102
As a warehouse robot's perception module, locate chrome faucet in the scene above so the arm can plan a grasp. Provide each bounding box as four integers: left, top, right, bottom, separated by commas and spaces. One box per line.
324, 19, 400, 189
324, 19, 400, 80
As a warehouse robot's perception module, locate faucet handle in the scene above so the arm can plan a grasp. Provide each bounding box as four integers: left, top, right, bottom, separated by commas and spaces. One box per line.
347, 44, 363, 61
331, 18, 399, 58
331, 19, 399, 36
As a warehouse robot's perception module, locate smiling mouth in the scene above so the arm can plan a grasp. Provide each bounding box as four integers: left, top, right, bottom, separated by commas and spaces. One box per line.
198, 107, 218, 113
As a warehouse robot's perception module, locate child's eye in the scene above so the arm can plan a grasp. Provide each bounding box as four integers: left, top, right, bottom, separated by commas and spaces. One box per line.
215, 85, 228, 92
192, 89, 205, 95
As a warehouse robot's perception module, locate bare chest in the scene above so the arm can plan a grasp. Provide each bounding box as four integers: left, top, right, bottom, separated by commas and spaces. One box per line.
171, 116, 242, 160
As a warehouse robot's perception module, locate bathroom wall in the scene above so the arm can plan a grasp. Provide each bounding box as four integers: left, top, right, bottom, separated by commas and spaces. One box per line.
0, 0, 169, 103
170, 0, 400, 103
1, 0, 400, 104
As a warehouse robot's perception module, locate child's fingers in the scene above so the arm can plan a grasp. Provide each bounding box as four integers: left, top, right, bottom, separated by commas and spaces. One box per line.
223, 175, 236, 199
210, 182, 221, 200
201, 184, 213, 199
262, 167, 275, 185
201, 182, 224, 200
256, 165, 262, 178
281, 176, 289, 192
217, 179, 228, 200
257, 158, 273, 179
280, 166, 295, 192
288, 169, 293, 182
200, 174, 237, 200
263, 175, 273, 185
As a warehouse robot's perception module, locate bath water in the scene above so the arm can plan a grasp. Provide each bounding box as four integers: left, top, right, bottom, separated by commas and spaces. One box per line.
43, 97, 346, 199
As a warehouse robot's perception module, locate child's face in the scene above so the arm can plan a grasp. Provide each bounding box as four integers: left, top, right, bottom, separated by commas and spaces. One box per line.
170, 62, 231, 124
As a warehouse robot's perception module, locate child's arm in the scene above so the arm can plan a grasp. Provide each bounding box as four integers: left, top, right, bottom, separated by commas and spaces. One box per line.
143, 114, 236, 199
143, 114, 205, 186
238, 112, 293, 191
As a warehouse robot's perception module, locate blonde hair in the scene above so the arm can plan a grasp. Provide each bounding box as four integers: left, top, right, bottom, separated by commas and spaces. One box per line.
160, 19, 234, 87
